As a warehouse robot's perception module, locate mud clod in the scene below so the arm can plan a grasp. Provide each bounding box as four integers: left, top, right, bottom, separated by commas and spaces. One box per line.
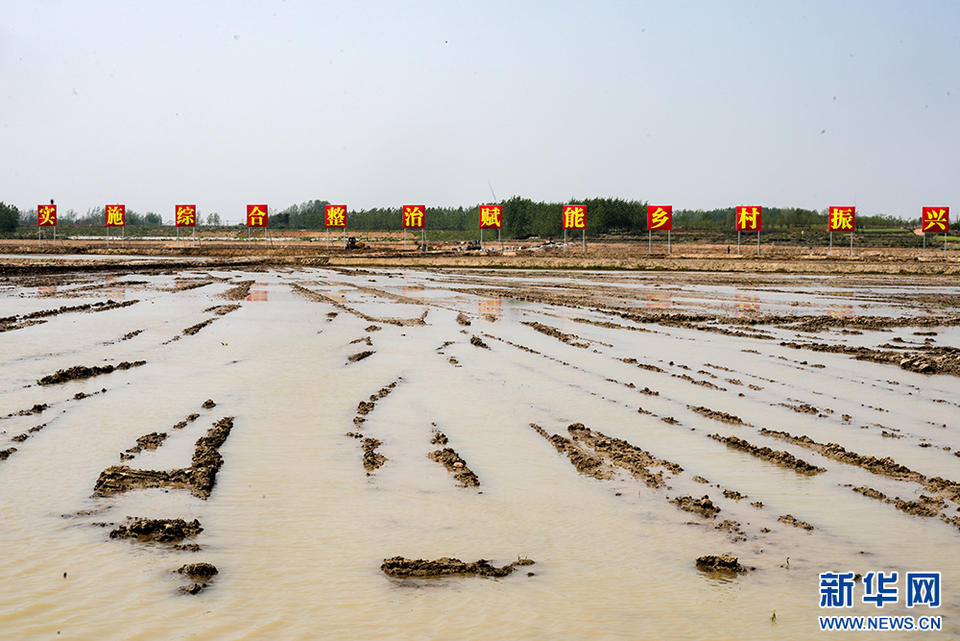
362, 438, 387, 472
177, 562, 218, 579
778, 514, 814, 531
470, 336, 490, 349
696, 554, 749, 573
381, 556, 532, 578
348, 350, 375, 362
671, 495, 721, 518
122, 432, 168, 459
109, 518, 203, 544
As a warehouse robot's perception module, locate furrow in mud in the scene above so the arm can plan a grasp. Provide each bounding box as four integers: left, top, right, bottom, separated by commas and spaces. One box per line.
38, 361, 146, 386
0, 299, 140, 333
428, 429, 480, 487
291, 283, 428, 326
760, 428, 960, 508
708, 434, 827, 475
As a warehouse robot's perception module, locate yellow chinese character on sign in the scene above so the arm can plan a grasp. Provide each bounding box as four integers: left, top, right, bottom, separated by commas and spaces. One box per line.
405, 207, 424, 228
923, 208, 948, 232
106, 205, 124, 226
327, 206, 346, 227
176, 206, 196, 226
737, 207, 760, 230
650, 207, 669, 229
831, 208, 854, 231
39, 206, 56, 225
564, 206, 585, 229
248, 206, 266, 227
480, 206, 501, 228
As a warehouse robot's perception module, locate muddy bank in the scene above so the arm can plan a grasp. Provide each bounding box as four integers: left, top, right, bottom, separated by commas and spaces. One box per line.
522, 321, 590, 349
93, 416, 235, 499
428, 437, 480, 487
0, 299, 139, 333
120, 432, 168, 460
109, 517, 203, 544
38, 360, 146, 386
709, 434, 826, 475
687, 406, 749, 425
530, 422, 682, 489
759, 428, 921, 483
219, 280, 254, 301
778, 340, 960, 377
381, 556, 534, 578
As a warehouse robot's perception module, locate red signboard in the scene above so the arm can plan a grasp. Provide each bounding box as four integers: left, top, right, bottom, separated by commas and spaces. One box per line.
403, 205, 425, 229
479, 205, 502, 230
325, 204, 347, 228
647, 205, 672, 231
921, 207, 949, 233
735, 206, 762, 231
175, 205, 197, 227
38, 204, 57, 227
828, 206, 855, 232
247, 204, 268, 228
562, 205, 586, 230
105, 204, 126, 227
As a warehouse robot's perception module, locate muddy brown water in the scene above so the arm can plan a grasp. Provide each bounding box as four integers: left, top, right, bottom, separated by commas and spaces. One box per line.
1, 265, 959, 639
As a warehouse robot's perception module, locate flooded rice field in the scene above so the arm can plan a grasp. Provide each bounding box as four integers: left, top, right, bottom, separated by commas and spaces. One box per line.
2, 265, 959, 639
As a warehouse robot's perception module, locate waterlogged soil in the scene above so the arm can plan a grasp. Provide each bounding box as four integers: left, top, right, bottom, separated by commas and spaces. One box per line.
3, 257, 960, 639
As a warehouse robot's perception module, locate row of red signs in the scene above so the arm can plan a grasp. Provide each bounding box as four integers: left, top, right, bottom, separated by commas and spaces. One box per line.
648, 205, 951, 233
35, 203, 952, 233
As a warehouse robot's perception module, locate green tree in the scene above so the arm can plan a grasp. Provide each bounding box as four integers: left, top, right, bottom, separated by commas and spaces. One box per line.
0, 202, 21, 233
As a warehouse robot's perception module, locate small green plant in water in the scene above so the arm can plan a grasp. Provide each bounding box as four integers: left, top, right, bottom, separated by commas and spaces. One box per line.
779, 557, 790, 570
770, 611, 777, 623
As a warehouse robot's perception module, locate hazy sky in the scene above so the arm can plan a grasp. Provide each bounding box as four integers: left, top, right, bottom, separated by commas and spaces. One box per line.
2, 1, 958, 223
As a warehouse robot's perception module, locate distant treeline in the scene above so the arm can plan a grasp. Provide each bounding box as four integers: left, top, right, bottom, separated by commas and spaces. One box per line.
0, 198, 920, 237
13, 205, 163, 228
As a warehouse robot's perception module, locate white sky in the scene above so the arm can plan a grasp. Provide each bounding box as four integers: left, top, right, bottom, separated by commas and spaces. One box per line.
2, 1, 958, 223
